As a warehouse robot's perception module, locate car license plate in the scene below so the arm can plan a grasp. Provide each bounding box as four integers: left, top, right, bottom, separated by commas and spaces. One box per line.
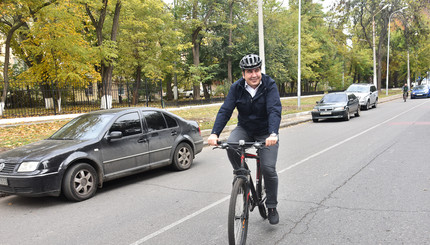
417, 93, 422, 96
0, 177, 7, 186
320, 111, 332, 115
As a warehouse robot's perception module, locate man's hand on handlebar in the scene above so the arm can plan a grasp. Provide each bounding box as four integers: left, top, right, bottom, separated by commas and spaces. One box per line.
265, 135, 278, 146
207, 134, 219, 146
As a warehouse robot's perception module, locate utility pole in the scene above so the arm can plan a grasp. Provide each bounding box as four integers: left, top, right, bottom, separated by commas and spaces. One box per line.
258, 0, 265, 74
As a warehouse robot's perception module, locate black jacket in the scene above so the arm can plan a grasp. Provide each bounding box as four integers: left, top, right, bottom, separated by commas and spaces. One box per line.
211, 74, 282, 137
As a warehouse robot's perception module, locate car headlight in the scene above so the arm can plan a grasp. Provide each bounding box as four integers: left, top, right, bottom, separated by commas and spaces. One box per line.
333, 106, 345, 111
17, 161, 40, 172
312, 108, 319, 112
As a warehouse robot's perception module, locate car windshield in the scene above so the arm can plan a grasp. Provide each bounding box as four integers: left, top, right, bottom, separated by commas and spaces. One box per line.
49, 113, 114, 140
346, 85, 369, 93
321, 94, 347, 103
413, 85, 426, 90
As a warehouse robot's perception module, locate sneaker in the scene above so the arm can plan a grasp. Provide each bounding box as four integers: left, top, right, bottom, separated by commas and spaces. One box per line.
268, 208, 279, 225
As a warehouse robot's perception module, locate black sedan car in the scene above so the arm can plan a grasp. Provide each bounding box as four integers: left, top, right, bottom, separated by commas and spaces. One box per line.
312, 92, 360, 122
0, 108, 204, 201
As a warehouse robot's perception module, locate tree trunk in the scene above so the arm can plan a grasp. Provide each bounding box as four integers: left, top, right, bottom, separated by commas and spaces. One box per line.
86, 0, 121, 109
0, 20, 26, 116
165, 73, 173, 100
132, 66, 142, 105
192, 28, 201, 100
190, 1, 214, 100
227, 0, 234, 84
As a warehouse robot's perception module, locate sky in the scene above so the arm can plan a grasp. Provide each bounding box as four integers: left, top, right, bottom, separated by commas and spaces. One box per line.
315, 0, 337, 12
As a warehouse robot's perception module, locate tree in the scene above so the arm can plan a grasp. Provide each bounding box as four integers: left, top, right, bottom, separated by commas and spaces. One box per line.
83, 0, 121, 109
115, 0, 186, 104
338, 0, 428, 90
0, 0, 57, 116
175, 0, 219, 99
17, 0, 100, 111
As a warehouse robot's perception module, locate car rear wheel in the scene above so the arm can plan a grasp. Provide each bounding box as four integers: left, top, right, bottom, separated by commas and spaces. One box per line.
172, 142, 193, 171
62, 163, 98, 202
373, 99, 378, 108
354, 106, 360, 117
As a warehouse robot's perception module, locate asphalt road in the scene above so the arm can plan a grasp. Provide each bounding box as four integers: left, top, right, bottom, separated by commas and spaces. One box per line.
1, 96, 430, 245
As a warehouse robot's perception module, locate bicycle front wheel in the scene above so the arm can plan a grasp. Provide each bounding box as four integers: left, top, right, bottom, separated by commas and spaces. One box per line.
228, 178, 249, 245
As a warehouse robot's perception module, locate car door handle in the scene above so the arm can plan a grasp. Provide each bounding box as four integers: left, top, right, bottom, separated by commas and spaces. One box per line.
138, 137, 148, 143
151, 132, 159, 137
171, 130, 178, 136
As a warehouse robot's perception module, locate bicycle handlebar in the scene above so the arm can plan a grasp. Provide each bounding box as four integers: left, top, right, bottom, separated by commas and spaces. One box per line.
214, 140, 266, 150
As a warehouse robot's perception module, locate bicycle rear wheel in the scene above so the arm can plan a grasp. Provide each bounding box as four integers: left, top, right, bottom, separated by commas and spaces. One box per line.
228, 178, 249, 245
256, 174, 267, 219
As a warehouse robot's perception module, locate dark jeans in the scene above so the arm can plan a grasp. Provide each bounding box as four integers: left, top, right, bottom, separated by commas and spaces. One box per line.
227, 126, 279, 208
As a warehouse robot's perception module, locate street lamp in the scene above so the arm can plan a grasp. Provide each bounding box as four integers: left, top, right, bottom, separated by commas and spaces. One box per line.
386, 6, 408, 95
372, 4, 390, 88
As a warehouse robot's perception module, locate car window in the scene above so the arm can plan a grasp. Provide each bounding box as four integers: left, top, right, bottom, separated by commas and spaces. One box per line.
348, 94, 357, 100
142, 111, 167, 132
321, 94, 347, 103
163, 113, 178, 128
109, 112, 142, 137
346, 85, 369, 93
49, 113, 115, 140
370, 86, 376, 92
413, 85, 426, 90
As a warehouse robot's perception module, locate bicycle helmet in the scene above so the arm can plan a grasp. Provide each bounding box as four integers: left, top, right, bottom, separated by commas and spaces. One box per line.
239, 54, 262, 70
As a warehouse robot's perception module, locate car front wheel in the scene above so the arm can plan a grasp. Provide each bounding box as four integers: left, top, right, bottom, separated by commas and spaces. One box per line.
366, 101, 371, 110
62, 163, 98, 202
344, 109, 350, 121
172, 142, 193, 171
355, 106, 360, 117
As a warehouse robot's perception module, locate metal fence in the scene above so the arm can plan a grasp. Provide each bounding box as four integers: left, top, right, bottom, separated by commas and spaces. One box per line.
0, 79, 328, 119
0, 80, 227, 119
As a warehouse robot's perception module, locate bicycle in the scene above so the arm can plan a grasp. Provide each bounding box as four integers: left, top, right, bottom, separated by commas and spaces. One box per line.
403, 91, 408, 102
214, 140, 267, 245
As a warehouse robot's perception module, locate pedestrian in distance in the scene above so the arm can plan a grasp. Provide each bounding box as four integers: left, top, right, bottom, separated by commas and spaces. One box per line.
207, 54, 282, 225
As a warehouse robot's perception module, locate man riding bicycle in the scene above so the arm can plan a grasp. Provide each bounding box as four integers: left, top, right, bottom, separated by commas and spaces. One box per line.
402, 83, 409, 101
207, 54, 282, 225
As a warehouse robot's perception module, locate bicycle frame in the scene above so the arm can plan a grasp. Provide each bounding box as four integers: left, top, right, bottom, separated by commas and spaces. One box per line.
219, 141, 266, 212
236, 152, 264, 212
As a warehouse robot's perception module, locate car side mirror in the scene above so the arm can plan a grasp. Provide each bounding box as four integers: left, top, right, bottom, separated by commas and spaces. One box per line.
107, 131, 123, 141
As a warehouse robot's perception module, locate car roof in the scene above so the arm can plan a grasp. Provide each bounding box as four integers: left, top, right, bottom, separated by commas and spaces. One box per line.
326, 92, 347, 95
86, 107, 166, 116
349, 83, 373, 86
